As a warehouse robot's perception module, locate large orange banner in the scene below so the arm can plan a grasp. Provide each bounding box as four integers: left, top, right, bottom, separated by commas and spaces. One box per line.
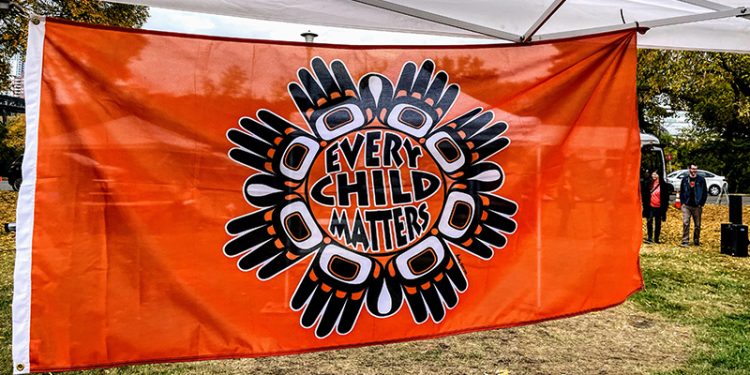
13, 18, 642, 373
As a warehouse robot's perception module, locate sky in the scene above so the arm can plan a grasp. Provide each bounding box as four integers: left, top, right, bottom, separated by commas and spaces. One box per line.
143, 7, 492, 45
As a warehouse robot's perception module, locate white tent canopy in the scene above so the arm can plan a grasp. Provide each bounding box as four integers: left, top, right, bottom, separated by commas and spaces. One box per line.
110, 0, 750, 52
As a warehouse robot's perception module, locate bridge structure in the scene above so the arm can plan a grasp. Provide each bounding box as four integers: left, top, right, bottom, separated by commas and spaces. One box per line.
0, 94, 25, 125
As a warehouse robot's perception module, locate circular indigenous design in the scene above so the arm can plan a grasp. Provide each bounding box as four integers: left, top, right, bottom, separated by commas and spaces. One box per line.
225, 57, 519, 339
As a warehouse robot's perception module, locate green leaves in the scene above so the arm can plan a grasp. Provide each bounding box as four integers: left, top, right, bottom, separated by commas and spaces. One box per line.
0, 114, 23, 174
638, 50, 750, 192
0, 0, 149, 91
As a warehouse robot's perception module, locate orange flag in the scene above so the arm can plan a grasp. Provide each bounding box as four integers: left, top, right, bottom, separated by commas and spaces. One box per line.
13, 18, 642, 373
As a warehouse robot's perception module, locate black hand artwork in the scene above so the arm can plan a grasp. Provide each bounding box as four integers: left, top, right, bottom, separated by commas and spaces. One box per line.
291, 244, 379, 338
383, 60, 459, 138
228, 109, 320, 185
223, 195, 324, 279
290, 58, 382, 140
424, 107, 510, 177
387, 236, 467, 323
438, 181, 518, 259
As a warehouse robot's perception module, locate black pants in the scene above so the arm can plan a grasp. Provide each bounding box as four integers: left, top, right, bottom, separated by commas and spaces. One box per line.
646, 206, 662, 241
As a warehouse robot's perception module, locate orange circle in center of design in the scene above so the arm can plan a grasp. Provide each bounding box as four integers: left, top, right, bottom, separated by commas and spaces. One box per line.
306, 128, 445, 255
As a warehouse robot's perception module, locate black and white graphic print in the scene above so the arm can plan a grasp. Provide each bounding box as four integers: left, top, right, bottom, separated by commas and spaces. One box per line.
225, 57, 518, 338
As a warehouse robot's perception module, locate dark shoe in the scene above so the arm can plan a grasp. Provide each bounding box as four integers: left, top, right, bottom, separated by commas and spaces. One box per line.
681, 242, 690, 247
694, 242, 700, 246
644, 238, 653, 244
654, 239, 661, 244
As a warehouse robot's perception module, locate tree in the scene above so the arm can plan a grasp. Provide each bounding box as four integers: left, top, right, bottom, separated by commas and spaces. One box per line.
0, 1, 149, 91
638, 49, 750, 192
0, 114, 24, 173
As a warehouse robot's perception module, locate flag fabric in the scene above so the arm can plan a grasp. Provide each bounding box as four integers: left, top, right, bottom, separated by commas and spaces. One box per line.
13, 18, 642, 373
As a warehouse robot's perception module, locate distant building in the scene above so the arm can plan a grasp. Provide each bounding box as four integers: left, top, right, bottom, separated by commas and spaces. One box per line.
663, 110, 692, 135
8, 55, 24, 98
11, 75, 24, 98
13, 55, 24, 76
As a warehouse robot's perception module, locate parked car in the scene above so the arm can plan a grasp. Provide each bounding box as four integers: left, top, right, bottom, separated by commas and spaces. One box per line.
7, 154, 22, 191
666, 169, 727, 196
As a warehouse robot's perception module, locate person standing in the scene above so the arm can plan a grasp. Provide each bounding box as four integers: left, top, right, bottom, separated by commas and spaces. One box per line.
642, 170, 670, 243
679, 164, 708, 246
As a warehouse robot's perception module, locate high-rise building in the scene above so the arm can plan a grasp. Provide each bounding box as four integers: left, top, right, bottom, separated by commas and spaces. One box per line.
11, 76, 24, 98
13, 55, 25, 76
9, 55, 24, 97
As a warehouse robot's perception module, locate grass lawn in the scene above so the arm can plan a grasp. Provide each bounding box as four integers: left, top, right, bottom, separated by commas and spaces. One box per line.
632, 204, 750, 375
1, 190, 749, 374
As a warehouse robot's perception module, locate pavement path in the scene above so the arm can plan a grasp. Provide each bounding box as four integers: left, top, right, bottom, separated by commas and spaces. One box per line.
711, 196, 750, 206
669, 193, 750, 206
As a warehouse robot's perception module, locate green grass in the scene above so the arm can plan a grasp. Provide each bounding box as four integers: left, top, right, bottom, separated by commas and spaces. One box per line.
632, 245, 750, 374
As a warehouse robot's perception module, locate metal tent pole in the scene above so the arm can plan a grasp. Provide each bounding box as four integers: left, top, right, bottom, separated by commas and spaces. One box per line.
522, 0, 567, 42
533, 7, 748, 42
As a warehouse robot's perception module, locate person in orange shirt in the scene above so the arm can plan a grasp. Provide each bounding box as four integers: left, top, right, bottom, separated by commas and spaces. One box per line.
642, 170, 670, 243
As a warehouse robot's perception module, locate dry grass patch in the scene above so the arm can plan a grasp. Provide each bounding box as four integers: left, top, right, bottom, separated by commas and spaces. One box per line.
115, 302, 689, 375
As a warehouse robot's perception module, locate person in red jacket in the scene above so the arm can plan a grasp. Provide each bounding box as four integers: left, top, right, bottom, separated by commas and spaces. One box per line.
642, 170, 671, 243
